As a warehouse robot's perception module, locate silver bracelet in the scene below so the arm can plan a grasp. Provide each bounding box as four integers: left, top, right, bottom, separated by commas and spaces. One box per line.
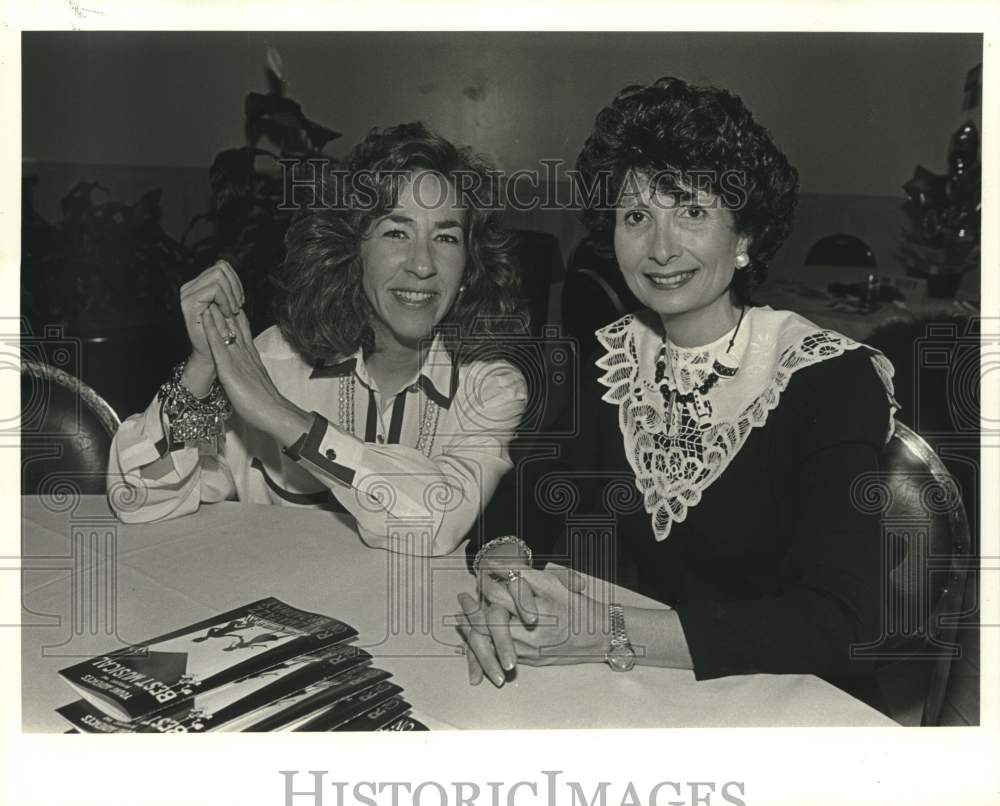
158, 361, 232, 453
473, 535, 533, 579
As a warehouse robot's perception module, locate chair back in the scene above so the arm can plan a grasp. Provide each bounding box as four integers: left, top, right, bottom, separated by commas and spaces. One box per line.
509, 229, 562, 337
853, 421, 971, 724
21, 360, 121, 496
561, 236, 641, 358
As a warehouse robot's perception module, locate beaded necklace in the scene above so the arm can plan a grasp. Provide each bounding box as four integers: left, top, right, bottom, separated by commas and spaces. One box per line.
337, 375, 441, 457
654, 305, 747, 421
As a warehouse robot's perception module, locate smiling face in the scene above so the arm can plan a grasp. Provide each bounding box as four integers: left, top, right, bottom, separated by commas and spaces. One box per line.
360, 171, 467, 352
614, 173, 750, 347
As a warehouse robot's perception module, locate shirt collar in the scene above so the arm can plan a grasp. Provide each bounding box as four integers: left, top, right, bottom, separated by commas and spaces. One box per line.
309, 334, 458, 408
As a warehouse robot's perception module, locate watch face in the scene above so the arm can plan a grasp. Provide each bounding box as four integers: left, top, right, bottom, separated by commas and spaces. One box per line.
607, 643, 636, 672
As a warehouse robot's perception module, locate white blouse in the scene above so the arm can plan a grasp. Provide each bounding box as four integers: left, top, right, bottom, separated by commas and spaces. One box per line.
108, 325, 528, 556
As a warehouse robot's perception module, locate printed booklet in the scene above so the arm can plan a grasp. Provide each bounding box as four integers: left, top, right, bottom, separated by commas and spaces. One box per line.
57, 644, 372, 733
56, 598, 425, 731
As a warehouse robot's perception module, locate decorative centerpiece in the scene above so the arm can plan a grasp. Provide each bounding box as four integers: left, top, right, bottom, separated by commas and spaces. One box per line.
898, 121, 981, 298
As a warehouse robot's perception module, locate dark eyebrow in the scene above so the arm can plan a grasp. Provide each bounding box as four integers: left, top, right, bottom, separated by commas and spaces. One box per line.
381, 215, 464, 229
618, 194, 648, 209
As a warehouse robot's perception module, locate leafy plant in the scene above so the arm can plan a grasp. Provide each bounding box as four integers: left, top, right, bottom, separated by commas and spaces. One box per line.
23, 46, 341, 339
22, 179, 188, 334
184, 49, 342, 330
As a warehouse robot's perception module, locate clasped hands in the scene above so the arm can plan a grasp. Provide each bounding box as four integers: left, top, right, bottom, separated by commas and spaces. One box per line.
455, 553, 611, 687
180, 261, 309, 442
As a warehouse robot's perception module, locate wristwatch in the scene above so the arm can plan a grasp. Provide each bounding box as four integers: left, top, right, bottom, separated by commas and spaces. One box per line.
605, 603, 636, 672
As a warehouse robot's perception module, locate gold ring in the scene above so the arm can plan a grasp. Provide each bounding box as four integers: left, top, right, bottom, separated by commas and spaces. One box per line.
223, 332, 237, 346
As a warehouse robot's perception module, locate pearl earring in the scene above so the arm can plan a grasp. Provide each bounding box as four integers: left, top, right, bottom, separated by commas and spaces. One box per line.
735, 253, 750, 269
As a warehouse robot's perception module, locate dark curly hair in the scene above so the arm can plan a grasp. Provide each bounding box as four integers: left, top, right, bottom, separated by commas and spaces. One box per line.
575, 76, 799, 304
275, 122, 523, 364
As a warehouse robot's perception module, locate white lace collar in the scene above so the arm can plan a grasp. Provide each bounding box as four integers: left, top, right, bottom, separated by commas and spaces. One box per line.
595, 306, 897, 542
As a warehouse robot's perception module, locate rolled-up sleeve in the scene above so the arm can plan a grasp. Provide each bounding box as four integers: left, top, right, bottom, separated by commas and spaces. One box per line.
284, 362, 528, 555
107, 394, 236, 523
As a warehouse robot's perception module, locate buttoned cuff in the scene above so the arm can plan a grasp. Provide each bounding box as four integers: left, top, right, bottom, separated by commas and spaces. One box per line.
283, 411, 366, 487
117, 397, 178, 470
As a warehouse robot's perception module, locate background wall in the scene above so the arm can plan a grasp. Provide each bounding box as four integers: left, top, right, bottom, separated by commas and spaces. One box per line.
23, 31, 981, 192
21, 31, 983, 281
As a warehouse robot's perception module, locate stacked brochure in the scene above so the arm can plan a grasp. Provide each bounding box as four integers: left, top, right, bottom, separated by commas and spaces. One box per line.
56, 597, 428, 733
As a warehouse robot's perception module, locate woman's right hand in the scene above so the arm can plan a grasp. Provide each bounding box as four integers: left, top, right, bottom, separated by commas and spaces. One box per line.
179, 260, 245, 395
457, 568, 591, 686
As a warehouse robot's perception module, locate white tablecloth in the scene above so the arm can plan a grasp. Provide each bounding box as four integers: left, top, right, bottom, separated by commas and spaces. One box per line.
19, 495, 895, 730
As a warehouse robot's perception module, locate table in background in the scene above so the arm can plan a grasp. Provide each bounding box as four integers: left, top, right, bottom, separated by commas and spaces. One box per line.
20, 496, 896, 730
755, 265, 976, 342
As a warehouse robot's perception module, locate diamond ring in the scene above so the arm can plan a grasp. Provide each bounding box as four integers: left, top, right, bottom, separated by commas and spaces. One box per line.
489, 568, 523, 585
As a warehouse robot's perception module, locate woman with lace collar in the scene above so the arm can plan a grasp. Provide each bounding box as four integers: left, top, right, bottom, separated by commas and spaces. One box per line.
459, 78, 898, 702
108, 123, 527, 556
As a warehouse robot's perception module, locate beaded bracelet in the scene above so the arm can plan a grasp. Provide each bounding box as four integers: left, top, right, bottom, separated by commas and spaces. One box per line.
473, 535, 533, 582
158, 361, 232, 451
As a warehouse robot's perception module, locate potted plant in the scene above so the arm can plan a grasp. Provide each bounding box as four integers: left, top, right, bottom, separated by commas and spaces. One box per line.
183, 46, 341, 332
21, 47, 341, 416
21, 178, 192, 416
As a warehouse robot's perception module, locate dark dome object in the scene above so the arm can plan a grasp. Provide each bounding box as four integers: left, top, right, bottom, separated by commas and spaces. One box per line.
805, 233, 877, 267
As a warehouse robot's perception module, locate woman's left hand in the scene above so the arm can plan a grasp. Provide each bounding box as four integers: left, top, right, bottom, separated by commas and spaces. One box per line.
203, 305, 309, 440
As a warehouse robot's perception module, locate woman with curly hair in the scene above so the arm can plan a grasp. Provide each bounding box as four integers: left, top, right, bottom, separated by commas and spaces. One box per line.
461, 78, 898, 701
109, 122, 527, 556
